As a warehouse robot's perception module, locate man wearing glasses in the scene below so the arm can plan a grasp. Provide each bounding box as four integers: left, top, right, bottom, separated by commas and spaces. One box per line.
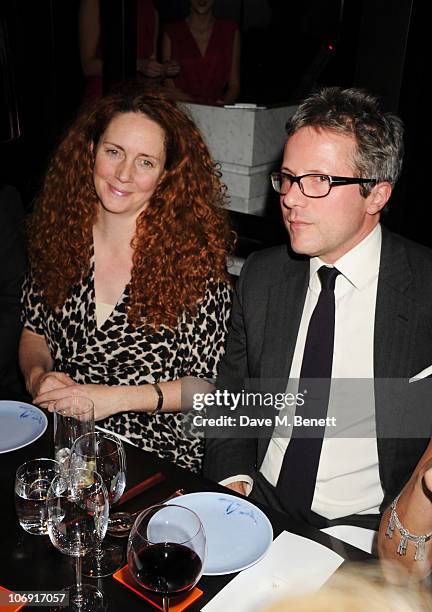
204, 86, 432, 530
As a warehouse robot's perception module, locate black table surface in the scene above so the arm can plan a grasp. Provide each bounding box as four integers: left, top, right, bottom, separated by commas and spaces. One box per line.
0, 391, 371, 611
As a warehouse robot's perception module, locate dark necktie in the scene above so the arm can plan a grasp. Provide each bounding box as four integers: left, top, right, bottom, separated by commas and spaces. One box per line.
276, 265, 340, 516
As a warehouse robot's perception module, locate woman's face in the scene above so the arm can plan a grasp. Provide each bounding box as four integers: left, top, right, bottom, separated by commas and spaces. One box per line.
190, 0, 214, 16
93, 112, 166, 220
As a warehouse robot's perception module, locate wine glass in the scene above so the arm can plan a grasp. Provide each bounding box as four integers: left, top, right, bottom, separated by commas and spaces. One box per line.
46, 468, 109, 611
53, 396, 95, 473
71, 431, 127, 577
127, 504, 206, 612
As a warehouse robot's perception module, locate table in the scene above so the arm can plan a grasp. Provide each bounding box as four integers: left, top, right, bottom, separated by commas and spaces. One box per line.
0, 395, 370, 611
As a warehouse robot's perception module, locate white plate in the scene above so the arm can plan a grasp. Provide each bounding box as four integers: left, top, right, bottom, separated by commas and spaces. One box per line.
0, 401, 48, 453
167, 492, 273, 575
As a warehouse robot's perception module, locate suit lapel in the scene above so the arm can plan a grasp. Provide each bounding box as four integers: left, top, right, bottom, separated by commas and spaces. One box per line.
374, 229, 417, 488
374, 228, 415, 380
260, 260, 309, 393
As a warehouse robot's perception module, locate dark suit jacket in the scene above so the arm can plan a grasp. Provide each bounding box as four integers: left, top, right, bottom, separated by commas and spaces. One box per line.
204, 227, 432, 514
0, 185, 26, 389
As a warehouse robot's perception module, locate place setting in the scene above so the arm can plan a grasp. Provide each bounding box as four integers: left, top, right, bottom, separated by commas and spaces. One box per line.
11, 395, 131, 609
109, 489, 346, 612
6, 393, 279, 611
110, 490, 275, 611
6, 393, 355, 612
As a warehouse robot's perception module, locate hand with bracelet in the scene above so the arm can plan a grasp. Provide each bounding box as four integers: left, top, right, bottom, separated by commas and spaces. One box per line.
32, 377, 215, 421
378, 442, 432, 583
33, 381, 169, 420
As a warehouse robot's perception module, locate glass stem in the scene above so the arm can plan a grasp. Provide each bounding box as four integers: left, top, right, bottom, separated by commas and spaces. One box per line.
75, 556, 83, 601
162, 596, 169, 612
95, 543, 104, 570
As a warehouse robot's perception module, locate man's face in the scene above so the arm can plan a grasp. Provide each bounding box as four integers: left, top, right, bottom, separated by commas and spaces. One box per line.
280, 126, 381, 263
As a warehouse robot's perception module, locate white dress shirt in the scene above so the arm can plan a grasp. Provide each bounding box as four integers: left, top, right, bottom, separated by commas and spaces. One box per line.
257, 224, 385, 519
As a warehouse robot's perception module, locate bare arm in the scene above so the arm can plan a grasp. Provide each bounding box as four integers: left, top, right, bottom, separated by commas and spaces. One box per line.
79, 0, 102, 76
136, 10, 165, 78
378, 440, 432, 583
222, 29, 241, 105
161, 32, 189, 97
19, 328, 75, 398
161, 30, 172, 63
152, 8, 159, 59
33, 377, 194, 421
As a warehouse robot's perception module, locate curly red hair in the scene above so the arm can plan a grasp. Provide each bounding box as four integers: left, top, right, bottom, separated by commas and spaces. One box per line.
28, 86, 235, 329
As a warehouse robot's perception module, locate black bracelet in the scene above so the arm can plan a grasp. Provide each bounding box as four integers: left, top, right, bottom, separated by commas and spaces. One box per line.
151, 383, 164, 415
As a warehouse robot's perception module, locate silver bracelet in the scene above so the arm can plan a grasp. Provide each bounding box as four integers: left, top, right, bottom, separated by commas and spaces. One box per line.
385, 493, 432, 561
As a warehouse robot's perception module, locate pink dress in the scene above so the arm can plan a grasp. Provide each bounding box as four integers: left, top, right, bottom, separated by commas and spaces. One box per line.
164, 19, 237, 105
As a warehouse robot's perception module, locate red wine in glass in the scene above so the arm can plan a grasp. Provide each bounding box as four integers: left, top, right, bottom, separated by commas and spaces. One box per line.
129, 542, 202, 597
127, 504, 206, 612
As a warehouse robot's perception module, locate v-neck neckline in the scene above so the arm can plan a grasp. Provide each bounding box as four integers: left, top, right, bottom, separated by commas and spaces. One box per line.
185, 19, 216, 59
89, 246, 129, 331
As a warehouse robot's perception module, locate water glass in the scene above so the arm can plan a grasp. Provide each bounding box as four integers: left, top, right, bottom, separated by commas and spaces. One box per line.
47, 467, 109, 611
71, 431, 127, 577
53, 396, 94, 472
14, 458, 60, 535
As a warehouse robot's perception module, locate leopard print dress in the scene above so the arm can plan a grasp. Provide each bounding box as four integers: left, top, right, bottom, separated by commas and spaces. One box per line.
21, 258, 231, 473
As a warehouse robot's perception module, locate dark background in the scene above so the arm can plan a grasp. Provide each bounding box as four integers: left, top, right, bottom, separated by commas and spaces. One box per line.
0, 0, 427, 254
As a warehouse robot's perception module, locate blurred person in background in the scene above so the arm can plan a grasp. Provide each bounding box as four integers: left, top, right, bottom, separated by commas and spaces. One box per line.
162, 0, 240, 105
79, 0, 179, 105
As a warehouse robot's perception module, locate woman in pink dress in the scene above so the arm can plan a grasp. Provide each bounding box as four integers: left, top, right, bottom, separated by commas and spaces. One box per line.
162, 0, 240, 105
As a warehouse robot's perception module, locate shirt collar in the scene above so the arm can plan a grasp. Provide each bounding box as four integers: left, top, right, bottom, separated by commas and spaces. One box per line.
309, 224, 382, 291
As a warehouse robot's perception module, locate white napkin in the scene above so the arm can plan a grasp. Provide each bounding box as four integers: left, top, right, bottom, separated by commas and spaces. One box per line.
409, 364, 432, 382
95, 425, 136, 447
320, 525, 377, 554
202, 530, 344, 611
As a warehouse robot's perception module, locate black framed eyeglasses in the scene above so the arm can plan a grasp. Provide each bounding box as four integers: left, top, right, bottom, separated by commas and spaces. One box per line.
270, 172, 378, 198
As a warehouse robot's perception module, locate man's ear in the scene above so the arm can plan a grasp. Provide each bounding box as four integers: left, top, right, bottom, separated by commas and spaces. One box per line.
366, 181, 392, 215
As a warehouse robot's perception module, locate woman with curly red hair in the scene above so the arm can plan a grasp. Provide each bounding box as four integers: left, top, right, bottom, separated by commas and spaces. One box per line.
19, 87, 234, 472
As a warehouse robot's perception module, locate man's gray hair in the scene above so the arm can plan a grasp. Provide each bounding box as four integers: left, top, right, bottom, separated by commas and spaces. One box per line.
286, 87, 404, 196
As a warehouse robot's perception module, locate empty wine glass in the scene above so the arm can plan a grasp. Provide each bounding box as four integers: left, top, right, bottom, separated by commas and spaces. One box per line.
71, 431, 126, 577
127, 504, 206, 612
46, 468, 109, 611
53, 396, 95, 473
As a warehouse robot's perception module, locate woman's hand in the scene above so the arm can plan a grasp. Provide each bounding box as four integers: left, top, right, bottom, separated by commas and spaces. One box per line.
136, 58, 164, 78
34, 383, 123, 421
378, 447, 432, 582
163, 59, 180, 78
30, 370, 75, 399
423, 464, 432, 493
